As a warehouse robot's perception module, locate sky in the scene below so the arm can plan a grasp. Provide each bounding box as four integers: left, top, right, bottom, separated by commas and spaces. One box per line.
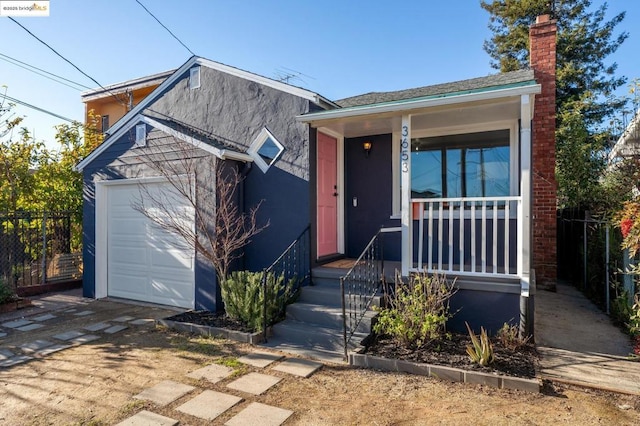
1, 0, 639, 149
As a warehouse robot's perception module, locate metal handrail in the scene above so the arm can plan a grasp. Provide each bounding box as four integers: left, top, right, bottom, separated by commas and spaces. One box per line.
340, 228, 389, 360
261, 225, 311, 342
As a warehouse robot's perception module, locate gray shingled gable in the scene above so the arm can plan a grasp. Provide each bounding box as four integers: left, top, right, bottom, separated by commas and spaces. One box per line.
336, 69, 535, 108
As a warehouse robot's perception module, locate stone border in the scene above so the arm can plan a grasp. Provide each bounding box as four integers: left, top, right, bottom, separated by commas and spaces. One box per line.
157, 318, 265, 345
349, 353, 540, 393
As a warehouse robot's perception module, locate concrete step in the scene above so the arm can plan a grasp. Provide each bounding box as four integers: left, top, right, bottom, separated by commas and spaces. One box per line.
286, 303, 375, 334
263, 320, 367, 364
298, 286, 382, 309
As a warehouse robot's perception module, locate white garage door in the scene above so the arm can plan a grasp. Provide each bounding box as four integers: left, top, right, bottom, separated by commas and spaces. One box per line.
106, 181, 195, 308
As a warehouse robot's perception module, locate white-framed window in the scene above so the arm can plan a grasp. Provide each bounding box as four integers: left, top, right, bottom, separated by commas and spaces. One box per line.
135, 123, 146, 147
189, 66, 201, 90
248, 127, 284, 173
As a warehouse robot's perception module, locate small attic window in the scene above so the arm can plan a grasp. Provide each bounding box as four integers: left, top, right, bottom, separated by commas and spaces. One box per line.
189, 66, 201, 89
248, 128, 284, 173
135, 123, 146, 147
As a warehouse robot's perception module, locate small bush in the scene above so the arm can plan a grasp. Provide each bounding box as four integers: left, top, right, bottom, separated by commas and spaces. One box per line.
496, 322, 531, 351
221, 270, 297, 332
0, 279, 14, 304
373, 272, 456, 348
466, 322, 494, 366
629, 294, 640, 336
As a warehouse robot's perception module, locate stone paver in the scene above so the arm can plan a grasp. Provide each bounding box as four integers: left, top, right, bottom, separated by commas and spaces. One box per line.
0, 348, 14, 360
0, 332, 6, 338
112, 315, 135, 322
272, 358, 322, 378
133, 380, 195, 406
68, 334, 100, 345
176, 390, 242, 421
186, 363, 234, 383
37, 343, 72, 357
225, 402, 294, 426
130, 318, 154, 326
73, 310, 94, 317
84, 322, 112, 332
104, 325, 128, 334
0, 355, 32, 368
226, 372, 282, 395
16, 323, 44, 332
20, 339, 54, 353
237, 351, 284, 368
53, 330, 86, 341
32, 314, 56, 322
64, 309, 77, 313
2, 319, 32, 328
115, 410, 178, 426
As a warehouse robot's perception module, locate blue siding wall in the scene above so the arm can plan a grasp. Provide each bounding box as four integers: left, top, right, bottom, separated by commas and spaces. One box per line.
448, 289, 520, 334
81, 65, 314, 311
344, 134, 398, 258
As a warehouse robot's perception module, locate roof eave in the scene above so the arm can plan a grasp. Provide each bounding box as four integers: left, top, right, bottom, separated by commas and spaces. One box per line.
297, 83, 542, 124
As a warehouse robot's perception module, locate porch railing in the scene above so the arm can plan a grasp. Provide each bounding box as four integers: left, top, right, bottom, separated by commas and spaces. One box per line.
412, 196, 521, 277
340, 228, 398, 360
261, 225, 311, 342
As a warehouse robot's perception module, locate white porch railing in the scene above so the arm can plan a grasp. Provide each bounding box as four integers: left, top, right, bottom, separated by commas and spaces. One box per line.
411, 196, 522, 277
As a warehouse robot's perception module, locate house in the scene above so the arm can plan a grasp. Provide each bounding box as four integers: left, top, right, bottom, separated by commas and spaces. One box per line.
76, 15, 557, 352
81, 70, 174, 133
609, 109, 640, 162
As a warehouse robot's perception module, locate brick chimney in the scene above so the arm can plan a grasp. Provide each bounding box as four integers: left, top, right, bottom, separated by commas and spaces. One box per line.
529, 15, 557, 289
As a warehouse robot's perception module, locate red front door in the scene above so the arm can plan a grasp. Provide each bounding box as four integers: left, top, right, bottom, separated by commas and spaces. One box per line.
317, 132, 338, 257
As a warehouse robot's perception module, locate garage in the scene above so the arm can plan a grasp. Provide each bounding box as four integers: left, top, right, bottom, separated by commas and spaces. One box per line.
105, 180, 195, 309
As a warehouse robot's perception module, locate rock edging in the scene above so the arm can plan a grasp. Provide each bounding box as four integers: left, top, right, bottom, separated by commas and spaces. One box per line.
156, 318, 265, 345
349, 353, 540, 393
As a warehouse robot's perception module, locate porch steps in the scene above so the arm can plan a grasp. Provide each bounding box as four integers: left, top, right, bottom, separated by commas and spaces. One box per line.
261, 266, 380, 364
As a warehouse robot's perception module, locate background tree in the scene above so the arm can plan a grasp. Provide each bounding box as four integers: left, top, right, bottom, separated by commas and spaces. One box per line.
481, 0, 628, 210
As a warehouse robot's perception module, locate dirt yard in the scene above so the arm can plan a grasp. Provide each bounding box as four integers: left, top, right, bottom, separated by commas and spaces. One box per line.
1, 300, 639, 425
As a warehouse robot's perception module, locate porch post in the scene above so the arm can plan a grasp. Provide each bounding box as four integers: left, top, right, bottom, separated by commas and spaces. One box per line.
519, 94, 532, 296
401, 115, 412, 276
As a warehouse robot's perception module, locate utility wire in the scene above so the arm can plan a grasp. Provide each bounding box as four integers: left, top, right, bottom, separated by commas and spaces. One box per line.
8, 17, 129, 106
135, 0, 195, 56
0, 93, 76, 123
0, 52, 91, 91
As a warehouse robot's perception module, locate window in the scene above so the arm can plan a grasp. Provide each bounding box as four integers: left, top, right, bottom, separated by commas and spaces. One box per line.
189, 66, 200, 90
101, 115, 109, 132
135, 123, 146, 147
248, 128, 284, 173
411, 130, 510, 199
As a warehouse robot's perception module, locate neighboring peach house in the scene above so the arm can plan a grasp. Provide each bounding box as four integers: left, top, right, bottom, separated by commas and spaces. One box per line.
81, 70, 174, 132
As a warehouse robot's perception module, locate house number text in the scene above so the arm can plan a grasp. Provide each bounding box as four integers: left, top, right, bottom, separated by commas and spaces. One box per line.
401, 125, 409, 173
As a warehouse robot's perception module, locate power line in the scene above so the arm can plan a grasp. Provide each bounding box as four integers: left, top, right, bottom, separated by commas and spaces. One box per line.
8, 17, 129, 106
0, 93, 76, 123
135, 0, 195, 56
0, 52, 91, 91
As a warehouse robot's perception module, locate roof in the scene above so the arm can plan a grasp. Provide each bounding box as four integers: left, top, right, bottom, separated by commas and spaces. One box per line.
336, 69, 536, 108
76, 56, 337, 171
609, 108, 640, 162
298, 69, 540, 125
80, 69, 175, 102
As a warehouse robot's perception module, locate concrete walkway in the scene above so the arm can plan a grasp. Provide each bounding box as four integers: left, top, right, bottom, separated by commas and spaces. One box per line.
535, 281, 640, 394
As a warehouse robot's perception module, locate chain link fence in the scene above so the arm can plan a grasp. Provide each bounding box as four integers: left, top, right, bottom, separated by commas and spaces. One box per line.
0, 211, 82, 295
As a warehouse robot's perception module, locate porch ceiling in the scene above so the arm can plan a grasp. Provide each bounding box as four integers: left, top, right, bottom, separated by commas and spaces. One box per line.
315, 96, 523, 138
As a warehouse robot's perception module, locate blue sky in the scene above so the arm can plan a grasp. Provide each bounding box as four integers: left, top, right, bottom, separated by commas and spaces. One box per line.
1, 1, 639, 148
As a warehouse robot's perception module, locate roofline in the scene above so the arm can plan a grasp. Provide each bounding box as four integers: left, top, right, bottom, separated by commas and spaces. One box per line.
75, 113, 252, 171
101, 56, 337, 141
297, 82, 542, 124
609, 108, 640, 162
80, 69, 176, 100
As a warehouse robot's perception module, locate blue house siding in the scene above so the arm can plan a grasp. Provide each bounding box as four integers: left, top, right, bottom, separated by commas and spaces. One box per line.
81, 63, 317, 311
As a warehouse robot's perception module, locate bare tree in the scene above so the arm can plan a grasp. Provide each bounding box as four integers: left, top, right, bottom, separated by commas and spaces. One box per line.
131, 132, 267, 283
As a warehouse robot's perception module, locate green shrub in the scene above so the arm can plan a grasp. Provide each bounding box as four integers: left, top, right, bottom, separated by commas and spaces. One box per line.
496, 322, 531, 351
629, 294, 640, 336
466, 322, 494, 366
0, 278, 14, 304
221, 270, 297, 332
373, 272, 456, 348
